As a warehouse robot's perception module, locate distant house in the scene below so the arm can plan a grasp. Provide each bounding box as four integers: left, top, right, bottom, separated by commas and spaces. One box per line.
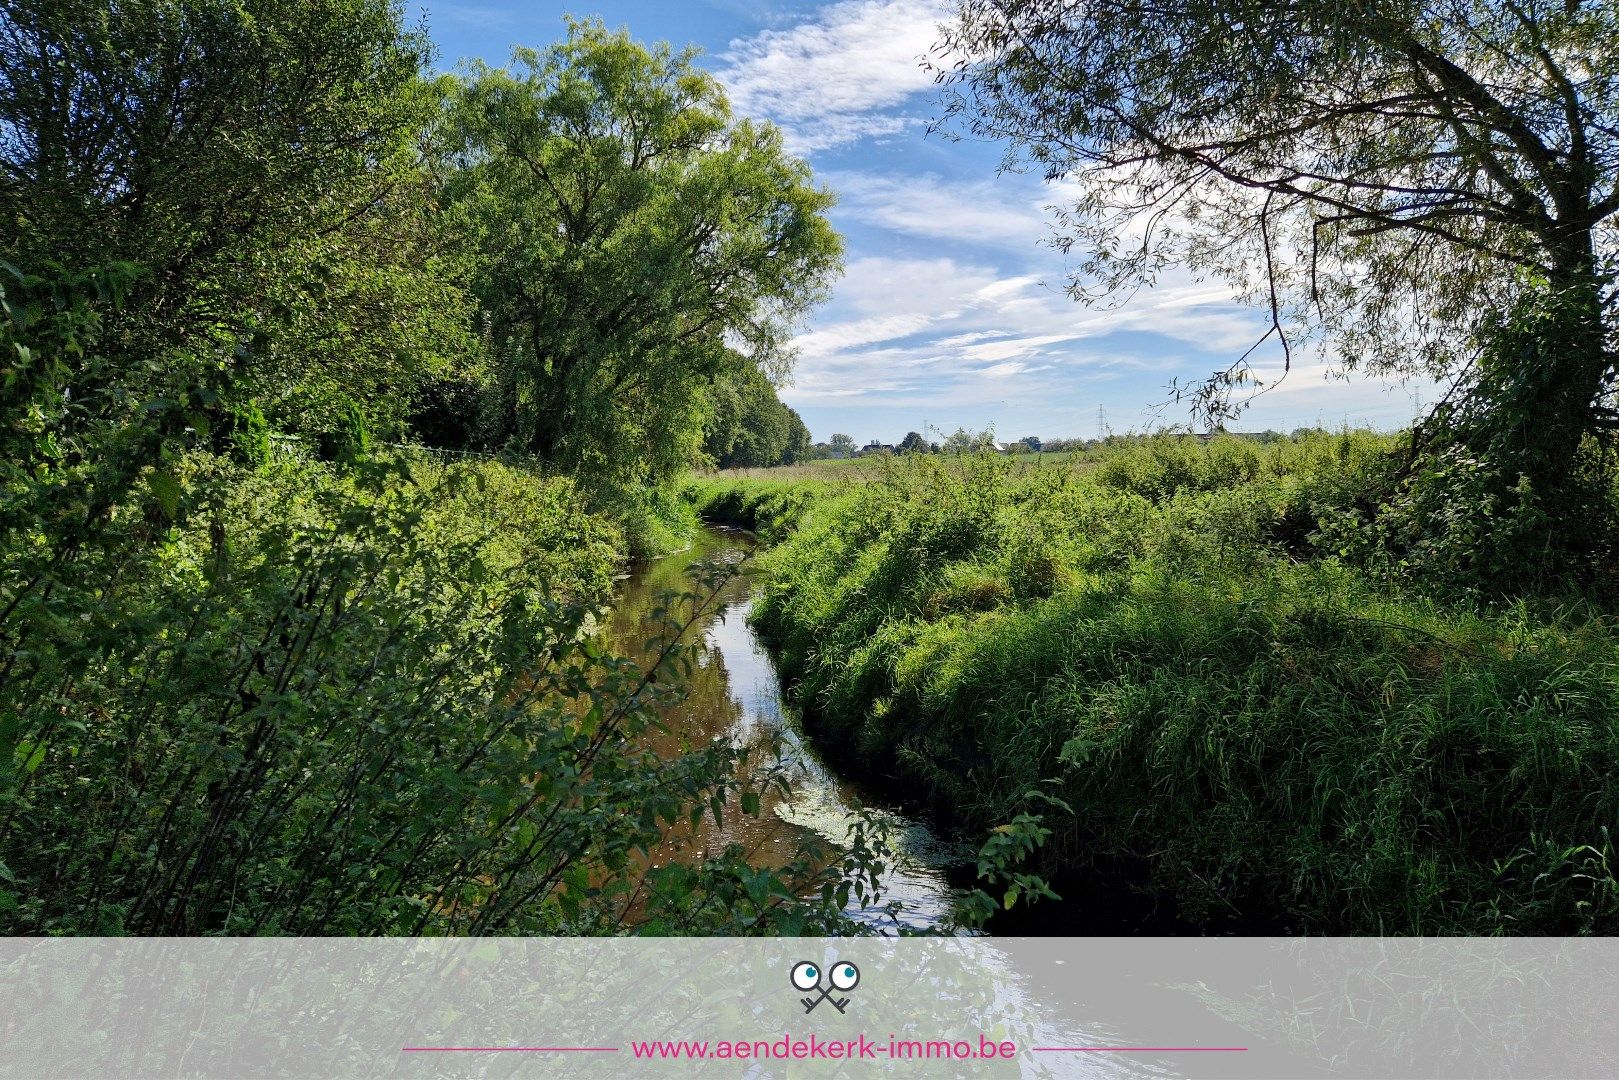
859, 441, 894, 455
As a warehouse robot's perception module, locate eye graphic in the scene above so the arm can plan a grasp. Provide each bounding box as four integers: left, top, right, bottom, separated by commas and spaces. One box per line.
790, 961, 821, 991
830, 962, 860, 991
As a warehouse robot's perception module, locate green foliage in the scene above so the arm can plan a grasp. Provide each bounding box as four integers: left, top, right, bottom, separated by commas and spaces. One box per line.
942, 426, 997, 454
0, 6, 904, 940
435, 18, 842, 495
701, 357, 810, 469
0, 0, 468, 445
596, 482, 701, 563
1096, 434, 1263, 501
316, 398, 372, 467
223, 401, 272, 469
1358, 282, 1619, 592
939, 1, 1619, 531
955, 802, 1065, 926
708, 437, 1619, 934
0, 259, 191, 575
683, 474, 828, 544
0, 269, 867, 935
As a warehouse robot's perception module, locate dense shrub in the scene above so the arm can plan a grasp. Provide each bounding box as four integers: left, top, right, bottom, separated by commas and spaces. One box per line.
683, 475, 826, 543
717, 442, 1619, 934
0, 273, 875, 935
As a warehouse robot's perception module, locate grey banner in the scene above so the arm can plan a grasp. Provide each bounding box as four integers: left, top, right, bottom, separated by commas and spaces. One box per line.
1, 937, 1614, 1078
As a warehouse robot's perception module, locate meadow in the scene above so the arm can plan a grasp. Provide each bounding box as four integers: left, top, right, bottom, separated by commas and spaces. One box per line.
686, 434, 1619, 934
696, 447, 1097, 484
6, 2, 1616, 944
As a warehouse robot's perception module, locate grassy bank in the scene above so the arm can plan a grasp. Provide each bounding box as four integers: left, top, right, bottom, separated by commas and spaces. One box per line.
686, 435, 1619, 934
5, 442, 885, 935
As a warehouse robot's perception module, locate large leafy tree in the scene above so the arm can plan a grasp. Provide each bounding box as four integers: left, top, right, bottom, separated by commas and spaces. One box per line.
436, 20, 842, 491
938, 1, 1618, 516
0, 0, 464, 438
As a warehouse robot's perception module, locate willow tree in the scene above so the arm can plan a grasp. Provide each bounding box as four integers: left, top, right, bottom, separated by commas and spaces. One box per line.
438, 20, 842, 492
938, 1, 1618, 534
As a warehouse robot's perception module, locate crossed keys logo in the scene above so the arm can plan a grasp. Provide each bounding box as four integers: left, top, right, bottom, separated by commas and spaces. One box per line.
790, 960, 860, 1013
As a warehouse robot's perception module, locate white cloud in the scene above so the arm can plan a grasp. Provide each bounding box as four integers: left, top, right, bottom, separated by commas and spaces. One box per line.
792, 313, 933, 358
783, 254, 1271, 406
959, 334, 1078, 363
829, 255, 1004, 318
933, 329, 1011, 348
978, 361, 1029, 378
806, 170, 1274, 361
824, 171, 1052, 248
702, 7, 1431, 437
974, 274, 1043, 301
715, 0, 950, 153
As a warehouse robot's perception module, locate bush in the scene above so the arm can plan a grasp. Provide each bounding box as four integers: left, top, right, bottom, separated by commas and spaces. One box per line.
682, 474, 826, 543
713, 438, 1619, 934
0, 270, 874, 935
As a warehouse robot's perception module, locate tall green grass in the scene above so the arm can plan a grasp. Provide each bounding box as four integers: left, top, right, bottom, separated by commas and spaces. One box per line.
694, 435, 1619, 933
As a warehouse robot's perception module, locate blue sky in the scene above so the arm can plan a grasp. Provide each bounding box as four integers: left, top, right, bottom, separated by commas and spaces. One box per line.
422, 1, 1430, 444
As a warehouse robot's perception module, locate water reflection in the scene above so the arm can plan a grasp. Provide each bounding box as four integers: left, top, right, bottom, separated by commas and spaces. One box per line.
608, 527, 967, 931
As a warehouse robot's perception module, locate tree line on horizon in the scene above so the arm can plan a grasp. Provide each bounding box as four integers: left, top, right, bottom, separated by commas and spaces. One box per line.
780, 427, 1338, 462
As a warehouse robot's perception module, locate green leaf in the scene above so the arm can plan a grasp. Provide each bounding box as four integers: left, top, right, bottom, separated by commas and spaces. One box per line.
146, 470, 182, 520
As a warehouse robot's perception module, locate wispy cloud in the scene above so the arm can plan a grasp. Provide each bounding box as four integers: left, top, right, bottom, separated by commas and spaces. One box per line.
823, 171, 1053, 249
783, 255, 1267, 410
715, 0, 949, 153
706, 3, 1426, 437
793, 313, 935, 358
427, 3, 519, 28
696, 0, 820, 26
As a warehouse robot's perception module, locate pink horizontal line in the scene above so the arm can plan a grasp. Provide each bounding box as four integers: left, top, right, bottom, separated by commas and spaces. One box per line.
1034, 1047, 1248, 1052
403, 1047, 618, 1053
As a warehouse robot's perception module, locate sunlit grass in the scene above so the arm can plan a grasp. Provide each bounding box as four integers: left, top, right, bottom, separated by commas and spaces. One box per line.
687, 434, 1619, 934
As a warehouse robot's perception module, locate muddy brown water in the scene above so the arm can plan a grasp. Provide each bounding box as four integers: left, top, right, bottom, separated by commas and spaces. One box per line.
607, 525, 969, 932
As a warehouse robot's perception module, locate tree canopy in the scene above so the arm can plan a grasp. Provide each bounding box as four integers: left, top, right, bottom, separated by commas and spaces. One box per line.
436, 19, 842, 492
899, 431, 929, 453
702, 355, 812, 469
0, 0, 461, 440
938, 1, 1618, 518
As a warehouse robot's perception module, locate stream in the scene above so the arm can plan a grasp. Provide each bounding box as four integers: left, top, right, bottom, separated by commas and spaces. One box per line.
607, 525, 970, 932
600, 529, 1311, 1076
